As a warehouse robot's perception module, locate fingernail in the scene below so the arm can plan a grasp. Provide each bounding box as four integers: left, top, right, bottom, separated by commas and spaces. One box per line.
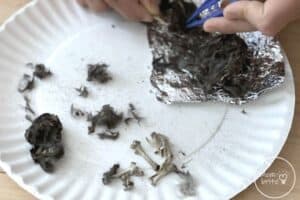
203, 22, 213, 32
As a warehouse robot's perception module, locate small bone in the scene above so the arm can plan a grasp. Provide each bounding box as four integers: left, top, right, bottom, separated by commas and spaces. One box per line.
114, 162, 144, 178
131, 140, 160, 171
114, 162, 144, 191
146, 132, 173, 160
150, 164, 178, 186
120, 176, 134, 191
102, 164, 120, 185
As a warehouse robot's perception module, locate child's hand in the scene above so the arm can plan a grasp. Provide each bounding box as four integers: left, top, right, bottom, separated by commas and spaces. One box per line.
77, 0, 160, 22
204, 0, 300, 36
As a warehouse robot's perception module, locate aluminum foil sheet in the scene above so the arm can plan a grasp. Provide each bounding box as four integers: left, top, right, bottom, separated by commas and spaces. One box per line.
148, 2, 285, 105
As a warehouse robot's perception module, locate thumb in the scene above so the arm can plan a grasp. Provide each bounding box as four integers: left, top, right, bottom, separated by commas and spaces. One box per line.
223, 1, 265, 27
140, 0, 160, 16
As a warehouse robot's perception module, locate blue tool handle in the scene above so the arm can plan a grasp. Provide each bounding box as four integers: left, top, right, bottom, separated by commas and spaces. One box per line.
186, 9, 223, 28
186, 0, 238, 28
186, 0, 220, 24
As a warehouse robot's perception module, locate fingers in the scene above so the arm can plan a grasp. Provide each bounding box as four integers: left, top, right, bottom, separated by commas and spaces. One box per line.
86, 0, 109, 12
204, 17, 256, 34
223, 1, 265, 25
78, 0, 160, 22
104, 0, 153, 22
222, 0, 287, 36
205, 0, 283, 36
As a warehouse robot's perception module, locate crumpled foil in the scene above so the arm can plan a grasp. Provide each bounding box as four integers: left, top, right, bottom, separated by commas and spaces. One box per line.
148, 24, 285, 104
148, 5, 285, 105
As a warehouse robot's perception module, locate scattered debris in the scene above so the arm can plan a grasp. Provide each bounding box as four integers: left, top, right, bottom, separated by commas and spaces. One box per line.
178, 151, 186, 156
102, 162, 144, 191
124, 117, 133, 125
124, 104, 143, 125
18, 74, 34, 93
23, 95, 35, 123
25, 114, 64, 173
180, 159, 193, 169
26, 62, 34, 68
241, 109, 247, 114
177, 171, 197, 197
33, 64, 52, 79
87, 63, 112, 84
131, 140, 160, 171
25, 114, 34, 123
87, 105, 123, 134
70, 104, 86, 118
24, 96, 35, 115
98, 131, 120, 140
18, 63, 52, 93
102, 164, 120, 185
75, 86, 89, 97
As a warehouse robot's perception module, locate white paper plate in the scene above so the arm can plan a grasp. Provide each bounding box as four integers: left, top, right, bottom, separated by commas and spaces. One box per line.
0, 0, 295, 200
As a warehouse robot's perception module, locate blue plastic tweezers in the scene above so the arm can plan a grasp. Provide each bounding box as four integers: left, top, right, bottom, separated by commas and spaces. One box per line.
186, 0, 237, 28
